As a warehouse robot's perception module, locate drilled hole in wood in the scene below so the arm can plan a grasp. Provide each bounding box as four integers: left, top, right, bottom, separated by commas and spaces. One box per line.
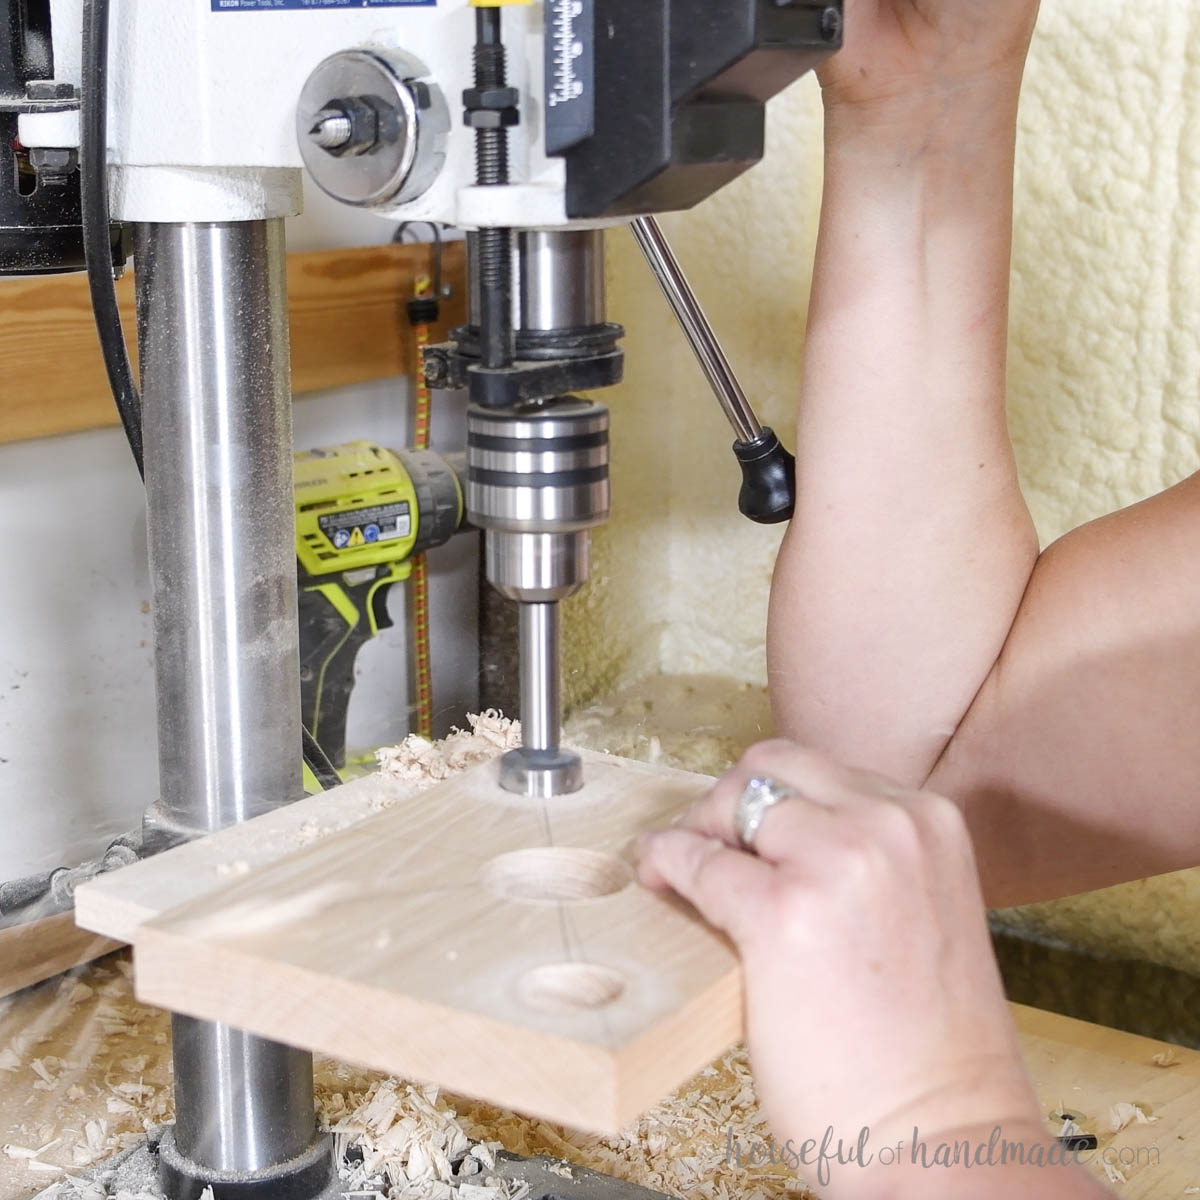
518, 963, 626, 1014
482, 847, 633, 904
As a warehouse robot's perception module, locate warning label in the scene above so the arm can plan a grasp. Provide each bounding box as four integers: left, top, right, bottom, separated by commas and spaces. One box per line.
212, 0, 434, 11
318, 502, 412, 552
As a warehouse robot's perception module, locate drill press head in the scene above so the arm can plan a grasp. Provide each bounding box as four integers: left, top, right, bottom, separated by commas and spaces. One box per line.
284, 1, 843, 800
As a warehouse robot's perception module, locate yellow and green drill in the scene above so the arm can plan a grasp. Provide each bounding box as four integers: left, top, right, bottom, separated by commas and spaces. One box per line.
294, 440, 466, 768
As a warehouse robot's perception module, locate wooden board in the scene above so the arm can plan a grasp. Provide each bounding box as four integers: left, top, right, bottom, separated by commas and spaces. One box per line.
76, 769, 422, 946
0, 241, 465, 446
0, 912, 121, 999
124, 754, 738, 1133
1013, 1004, 1200, 1191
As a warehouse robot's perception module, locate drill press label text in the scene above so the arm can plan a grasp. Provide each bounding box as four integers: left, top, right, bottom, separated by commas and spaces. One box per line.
212, 0, 435, 11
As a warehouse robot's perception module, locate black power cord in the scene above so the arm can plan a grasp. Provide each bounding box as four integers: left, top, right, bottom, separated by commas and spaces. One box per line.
79, 0, 339, 792
394, 221, 444, 327
302, 725, 343, 792
393, 221, 444, 297
80, 0, 142, 480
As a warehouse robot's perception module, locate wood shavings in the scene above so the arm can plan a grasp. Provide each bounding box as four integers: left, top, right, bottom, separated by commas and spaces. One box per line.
214, 861, 250, 878
32, 1057, 62, 1086
376, 711, 521, 791
2, 957, 174, 1196
1104, 1160, 1127, 1185
443, 1042, 808, 1199
1152, 1050, 1182, 1068
83, 1121, 108, 1153
1108, 1103, 1157, 1133
58, 980, 95, 1007
316, 1076, 549, 1200
0, 1047, 21, 1071
563, 675, 770, 778
458, 1184, 523, 1200
328, 1079, 473, 1194
5, 1139, 60, 1160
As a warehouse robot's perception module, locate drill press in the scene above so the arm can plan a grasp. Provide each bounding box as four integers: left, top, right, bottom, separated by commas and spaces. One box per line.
2, 0, 841, 1195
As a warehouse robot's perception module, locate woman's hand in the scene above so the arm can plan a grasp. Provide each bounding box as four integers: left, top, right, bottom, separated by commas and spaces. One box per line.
637, 741, 1081, 1199
821, 0, 1042, 113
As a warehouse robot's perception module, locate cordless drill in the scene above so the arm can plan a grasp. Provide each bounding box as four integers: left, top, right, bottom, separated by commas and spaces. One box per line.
294, 440, 465, 767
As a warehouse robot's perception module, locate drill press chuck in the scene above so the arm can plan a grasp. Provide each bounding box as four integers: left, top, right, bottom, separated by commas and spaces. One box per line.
468, 397, 610, 599
468, 397, 609, 797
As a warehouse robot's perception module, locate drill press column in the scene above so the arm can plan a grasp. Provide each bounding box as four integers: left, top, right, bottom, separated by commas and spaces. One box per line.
135, 220, 330, 1199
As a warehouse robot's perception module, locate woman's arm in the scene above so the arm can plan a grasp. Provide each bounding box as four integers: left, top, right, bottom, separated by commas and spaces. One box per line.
771, 2, 1200, 902
769, 3, 1042, 786
930, 473, 1200, 905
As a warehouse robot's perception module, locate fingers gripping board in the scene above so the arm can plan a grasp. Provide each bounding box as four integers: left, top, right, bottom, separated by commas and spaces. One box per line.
125, 754, 742, 1132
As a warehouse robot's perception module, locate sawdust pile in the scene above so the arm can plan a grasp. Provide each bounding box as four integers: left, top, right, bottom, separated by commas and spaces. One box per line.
374, 674, 772, 786
376, 710, 522, 786
564, 674, 771, 777
1, 959, 174, 1198
315, 1048, 812, 1200
11, 958, 811, 1200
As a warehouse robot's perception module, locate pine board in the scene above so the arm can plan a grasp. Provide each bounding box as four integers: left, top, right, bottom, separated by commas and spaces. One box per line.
0, 241, 465, 446
75, 770, 424, 945
0, 912, 121, 999
127, 754, 738, 1133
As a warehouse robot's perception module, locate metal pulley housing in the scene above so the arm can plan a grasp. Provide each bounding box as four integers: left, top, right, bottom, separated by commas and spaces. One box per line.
297, 48, 450, 209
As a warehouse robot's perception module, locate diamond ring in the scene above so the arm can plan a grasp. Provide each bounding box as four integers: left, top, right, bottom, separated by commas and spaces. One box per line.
734, 776, 797, 853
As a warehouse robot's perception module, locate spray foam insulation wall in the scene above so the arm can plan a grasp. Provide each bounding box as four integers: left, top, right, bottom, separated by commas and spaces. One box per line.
565, 0, 1200, 978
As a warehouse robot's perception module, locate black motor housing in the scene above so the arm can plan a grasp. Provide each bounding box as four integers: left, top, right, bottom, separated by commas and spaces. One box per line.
548, 0, 844, 219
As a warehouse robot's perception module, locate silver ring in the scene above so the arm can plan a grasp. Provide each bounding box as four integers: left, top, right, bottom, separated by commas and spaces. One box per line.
734, 777, 796, 852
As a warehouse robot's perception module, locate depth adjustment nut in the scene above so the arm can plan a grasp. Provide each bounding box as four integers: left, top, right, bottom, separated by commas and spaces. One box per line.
462, 85, 519, 110
463, 107, 519, 130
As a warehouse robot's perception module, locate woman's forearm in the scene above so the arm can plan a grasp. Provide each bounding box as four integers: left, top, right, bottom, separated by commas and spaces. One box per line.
769, 86, 1038, 785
